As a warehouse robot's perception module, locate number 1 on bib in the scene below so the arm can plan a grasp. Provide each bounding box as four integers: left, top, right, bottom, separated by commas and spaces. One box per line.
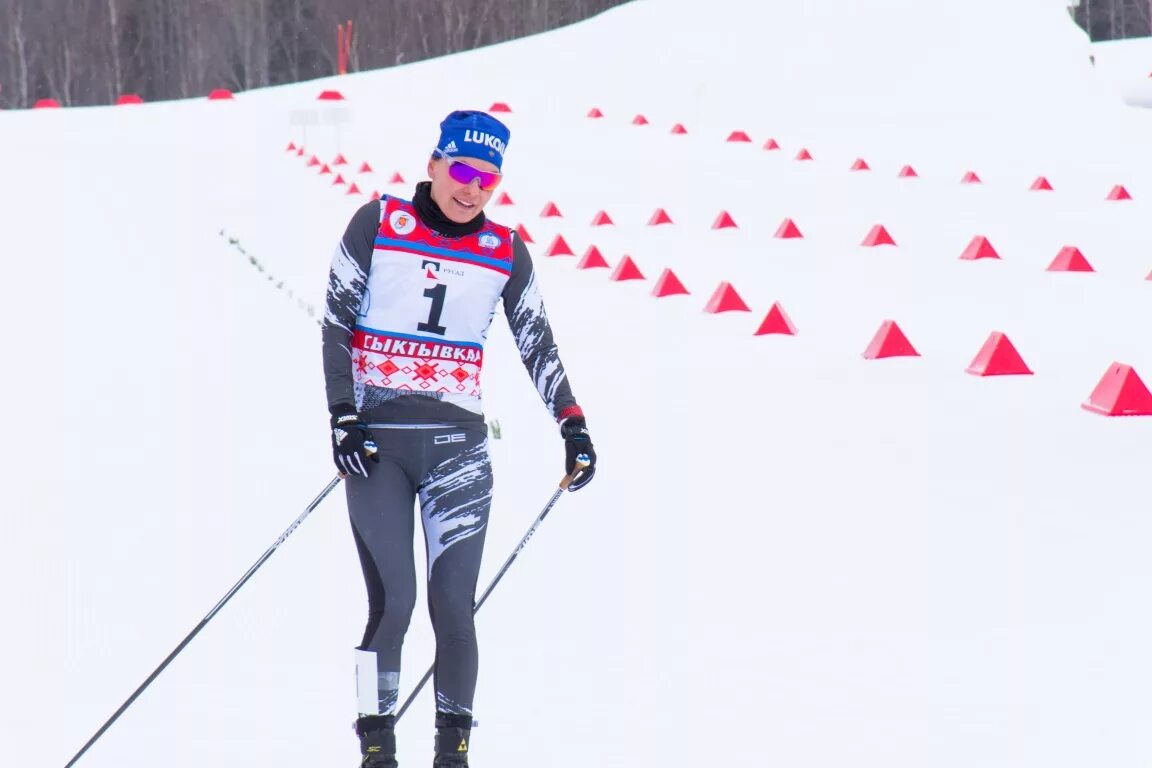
418, 283, 448, 336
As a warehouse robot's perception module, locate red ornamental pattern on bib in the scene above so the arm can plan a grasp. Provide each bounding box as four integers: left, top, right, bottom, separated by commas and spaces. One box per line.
353, 331, 484, 395
352, 196, 514, 400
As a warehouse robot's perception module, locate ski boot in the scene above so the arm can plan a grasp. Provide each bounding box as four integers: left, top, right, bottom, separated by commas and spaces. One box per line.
432, 712, 472, 767
356, 714, 399, 768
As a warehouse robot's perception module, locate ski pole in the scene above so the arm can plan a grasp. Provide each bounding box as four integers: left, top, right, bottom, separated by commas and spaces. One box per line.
395, 457, 591, 722
64, 472, 350, 768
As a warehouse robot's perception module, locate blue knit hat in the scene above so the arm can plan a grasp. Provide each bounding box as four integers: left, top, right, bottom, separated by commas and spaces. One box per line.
437, 110, 511, 170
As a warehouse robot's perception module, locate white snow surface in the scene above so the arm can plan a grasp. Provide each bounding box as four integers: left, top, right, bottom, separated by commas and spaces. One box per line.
3, 0, 1152, 766
1091, 36, 1152, 108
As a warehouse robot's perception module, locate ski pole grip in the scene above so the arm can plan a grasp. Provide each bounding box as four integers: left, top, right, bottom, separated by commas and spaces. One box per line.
559, 456, 591, 490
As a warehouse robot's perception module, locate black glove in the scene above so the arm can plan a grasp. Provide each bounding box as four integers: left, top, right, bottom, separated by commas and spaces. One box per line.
560, 416, 596, 491
330, 404, 379, 477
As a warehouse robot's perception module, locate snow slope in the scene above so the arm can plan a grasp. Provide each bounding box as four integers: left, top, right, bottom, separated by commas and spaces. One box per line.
3, 0, 1152, 766
1092, 36, 1152, 107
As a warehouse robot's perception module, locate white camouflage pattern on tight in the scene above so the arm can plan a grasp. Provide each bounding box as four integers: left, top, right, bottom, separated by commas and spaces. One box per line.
378, 685, 399, 715
419, 442, 492, 576
436, 691, 472, 716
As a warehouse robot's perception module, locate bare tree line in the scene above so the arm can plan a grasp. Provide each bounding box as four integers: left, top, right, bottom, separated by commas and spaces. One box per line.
3, 0, 1148, 109
1074, 0, 1152, 41
0, 0, 628, 109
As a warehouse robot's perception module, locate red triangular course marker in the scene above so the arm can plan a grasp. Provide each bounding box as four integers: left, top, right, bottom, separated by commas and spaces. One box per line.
727, 130, 752, 143
712, 211, 738, 229
333, 154, 349, 166
763, 138, 780, 150
959, 235, 1001, 261
1082, 362, 1152, 416
587, 107, 604, 118
632, 114, 649, 126
389, 171, 405, 184
332, 174, 346, 186
540, 201, 563, 217
863, 320, 919, 359
117, 94, 144, 105
577, 246, 610, 269
795, 148, 813, 161
648, 208, 674, 225
610, 256, 645, 281
861, 225, 896, 247
754, 303, 797, 336
703, 282, 750, 313
495, 191, 514, 205
319, 164, 333, 175
966, 332, 1033, 376
346, 183, 362, 195
774, 218, 803, 239
515, 224, 534, 244
898, 165, 918, 178
652, 269, 689, 298
671, 123, 688, 135
370, 190, 381, 201
1107, 185, 1133, 201
286, 142, 297, 152
1031, 176, 1053, 191
544, 234, 574, 257
207, 89, 234, 100
961, 170, 982, 184
489, 102, 512, 113
359, 162, 374, 173
1047, 246, 1094, 273
850, 158, 870, 171
307, 156, 321, 167
318, 90, 345, 101
590, 210, 614, 226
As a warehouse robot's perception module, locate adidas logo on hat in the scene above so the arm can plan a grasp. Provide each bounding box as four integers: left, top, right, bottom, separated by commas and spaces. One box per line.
437, 109, 511, 170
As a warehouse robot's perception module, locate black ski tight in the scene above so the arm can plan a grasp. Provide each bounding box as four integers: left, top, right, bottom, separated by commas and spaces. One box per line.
346, 423, 492, 717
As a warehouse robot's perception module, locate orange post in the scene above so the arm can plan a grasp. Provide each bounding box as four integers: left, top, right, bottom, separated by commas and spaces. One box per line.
345, 21, 354, 73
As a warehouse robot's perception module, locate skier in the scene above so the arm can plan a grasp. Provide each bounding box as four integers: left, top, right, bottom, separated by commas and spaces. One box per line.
321, 109, 597, 767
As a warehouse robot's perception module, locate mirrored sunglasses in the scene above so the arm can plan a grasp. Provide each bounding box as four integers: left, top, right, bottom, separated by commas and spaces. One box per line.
434, 148, 503, 191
